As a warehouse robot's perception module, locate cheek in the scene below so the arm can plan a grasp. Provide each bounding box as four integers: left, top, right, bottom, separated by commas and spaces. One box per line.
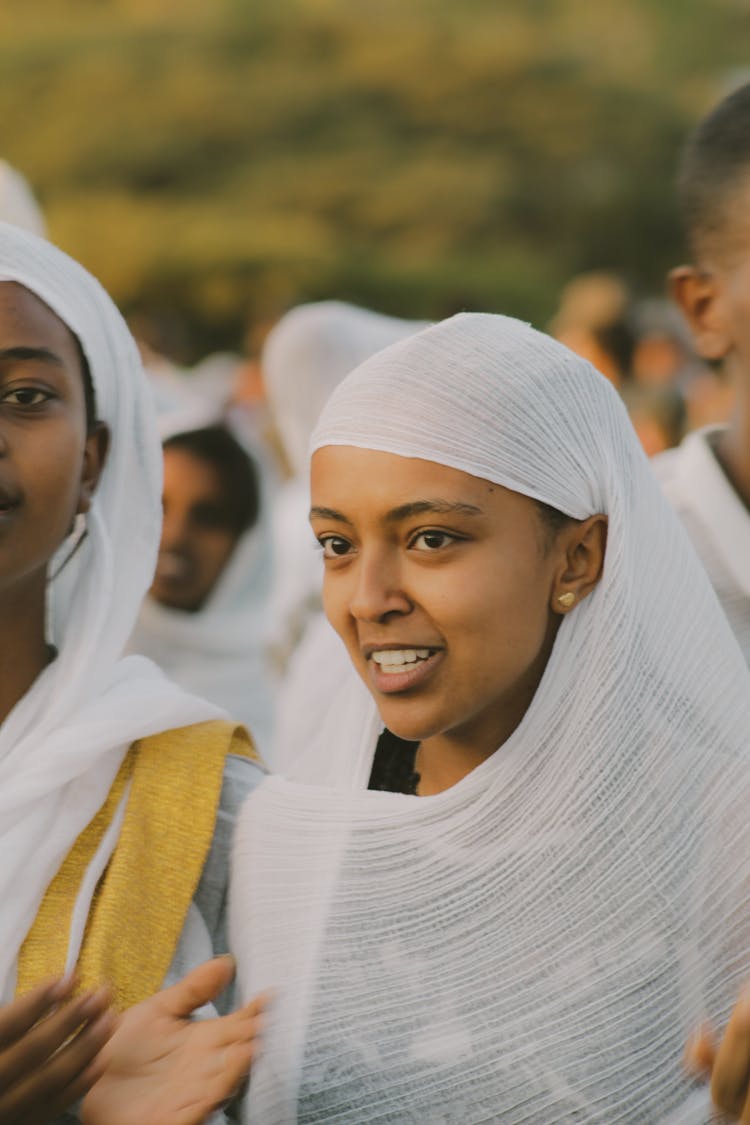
29, 441, 85, 525
438, 552, 552, 668
200, 531, 238, 575
322, 572, 353, 643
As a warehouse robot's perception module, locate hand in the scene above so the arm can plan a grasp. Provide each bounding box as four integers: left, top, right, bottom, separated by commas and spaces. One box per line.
685, 993, 750, 1120
0, 977, 113, 1125
81, 956, 267, 1125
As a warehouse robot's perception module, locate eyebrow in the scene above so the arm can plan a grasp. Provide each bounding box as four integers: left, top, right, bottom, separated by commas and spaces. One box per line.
309, 499, 484, 525
0, 346, 65, 367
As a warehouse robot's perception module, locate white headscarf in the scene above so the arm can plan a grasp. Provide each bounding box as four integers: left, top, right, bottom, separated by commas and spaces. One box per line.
0, 162, 46, 237
0, 223, 220, 1001
129, 410, 276, 755
263, 300, 431, 479
232, 313, 750, 1121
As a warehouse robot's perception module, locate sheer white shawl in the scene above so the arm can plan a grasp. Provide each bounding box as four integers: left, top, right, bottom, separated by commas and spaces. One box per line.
0, 224, 220, 1002
232, 313, 750, 1122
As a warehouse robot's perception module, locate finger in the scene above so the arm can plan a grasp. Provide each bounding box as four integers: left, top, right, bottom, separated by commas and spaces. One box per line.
200, 1008, 266, 1051
239, 989, 273, 1018
711, 993, 750, 1116
159, 956, 236, 1019
684, 1023, 716, 1077
198, 1038, 261, 1117
0, 977, 74, 1049
0, 988, 110, 1090
0, 1008, 113, 1123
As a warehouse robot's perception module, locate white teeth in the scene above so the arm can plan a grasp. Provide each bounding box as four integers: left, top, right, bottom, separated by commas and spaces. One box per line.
372, 648, 431, 669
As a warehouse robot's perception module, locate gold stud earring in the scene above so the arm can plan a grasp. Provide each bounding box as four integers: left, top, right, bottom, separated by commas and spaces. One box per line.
557, 592, 576, 609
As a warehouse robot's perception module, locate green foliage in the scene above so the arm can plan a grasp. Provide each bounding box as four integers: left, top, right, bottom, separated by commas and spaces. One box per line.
1, 0, 748, 353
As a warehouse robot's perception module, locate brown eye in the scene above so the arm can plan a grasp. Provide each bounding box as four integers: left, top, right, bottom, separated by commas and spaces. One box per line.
3, 387, 52, 407
320, 536, 351, 558
412, 531, 454, 550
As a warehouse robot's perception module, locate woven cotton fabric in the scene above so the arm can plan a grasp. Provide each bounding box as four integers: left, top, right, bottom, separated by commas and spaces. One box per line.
0, 223, 220, 1001
231, 313, 750, 1122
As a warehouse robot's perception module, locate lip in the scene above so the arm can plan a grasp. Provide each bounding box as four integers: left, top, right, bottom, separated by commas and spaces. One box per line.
0, 488, 21, 526
365, 646, 444, 695
154, 552, 193, 582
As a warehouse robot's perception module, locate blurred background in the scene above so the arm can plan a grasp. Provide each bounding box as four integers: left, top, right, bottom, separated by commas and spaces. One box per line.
4, 0, 749, 753
2, 0, 749, 442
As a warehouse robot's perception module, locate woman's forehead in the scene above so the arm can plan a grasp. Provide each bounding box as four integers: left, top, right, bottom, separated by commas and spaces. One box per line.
310, 445, 522, 517
0, 280, 77, 354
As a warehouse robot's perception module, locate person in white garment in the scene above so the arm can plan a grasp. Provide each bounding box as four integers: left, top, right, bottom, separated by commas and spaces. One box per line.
261, 301, 427, 771
129, 420, 276, 758
653, 81, 750, 663
230, 312, 750, 1123
0, 222, 266, 1124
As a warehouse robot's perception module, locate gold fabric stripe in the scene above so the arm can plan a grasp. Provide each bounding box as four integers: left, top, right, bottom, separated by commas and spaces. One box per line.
16, 746, 137, 997
17, 720, 257, 1011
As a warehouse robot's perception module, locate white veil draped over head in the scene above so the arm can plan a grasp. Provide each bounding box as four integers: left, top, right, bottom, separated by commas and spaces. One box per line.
263, 300, 431, 480
129, 408, 276, 755
232, 313, 750, 1122
0, 223, 221, 1002
0, 162, 46, 237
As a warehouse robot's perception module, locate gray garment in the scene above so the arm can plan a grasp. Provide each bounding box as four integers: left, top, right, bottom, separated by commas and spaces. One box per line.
57, 752, 265, 1124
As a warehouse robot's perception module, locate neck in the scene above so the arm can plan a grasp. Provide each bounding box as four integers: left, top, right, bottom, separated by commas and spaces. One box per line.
415, 736, 498, 797
416, 622, 558, 797
0, 578, 50, 726
716, 378, 750, 511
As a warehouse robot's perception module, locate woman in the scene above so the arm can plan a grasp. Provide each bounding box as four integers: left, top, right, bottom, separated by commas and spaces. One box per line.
0, 221, 265, 1123
130, 423, 276, 756
231, 312, 750, 1121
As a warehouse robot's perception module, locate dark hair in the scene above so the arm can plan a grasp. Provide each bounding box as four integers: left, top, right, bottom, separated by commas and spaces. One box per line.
534, 499, 575, 552
73, 336, 98, 434
163, 425, 260, 534
677, 81, 750, 261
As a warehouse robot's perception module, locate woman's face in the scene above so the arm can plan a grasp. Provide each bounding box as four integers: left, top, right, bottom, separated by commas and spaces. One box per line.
311, 446, 566, 758
150, 447, 241, 612
0, 282, 105, 604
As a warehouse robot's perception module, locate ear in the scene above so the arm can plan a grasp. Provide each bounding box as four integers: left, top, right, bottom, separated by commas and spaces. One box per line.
668, 265, 731, 362
76, 422, 110, 515
551, 514, 608, 615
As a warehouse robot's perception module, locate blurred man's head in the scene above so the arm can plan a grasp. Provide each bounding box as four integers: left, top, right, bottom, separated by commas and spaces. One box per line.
670, 81, 750, 386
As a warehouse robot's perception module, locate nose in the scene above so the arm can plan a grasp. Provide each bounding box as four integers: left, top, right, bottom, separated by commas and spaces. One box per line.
159, 503, 190, 552
348, 548, 412, 623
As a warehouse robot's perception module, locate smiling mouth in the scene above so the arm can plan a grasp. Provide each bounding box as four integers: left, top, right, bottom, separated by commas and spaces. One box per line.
371, 648, 433, 674
366, 647, 444, 694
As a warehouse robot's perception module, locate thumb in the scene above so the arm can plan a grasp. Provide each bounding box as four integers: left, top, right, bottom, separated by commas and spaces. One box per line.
160, 956, 236, 1018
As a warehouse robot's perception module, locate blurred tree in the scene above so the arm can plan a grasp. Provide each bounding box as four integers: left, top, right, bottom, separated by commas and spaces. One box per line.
0, 0, 747, 355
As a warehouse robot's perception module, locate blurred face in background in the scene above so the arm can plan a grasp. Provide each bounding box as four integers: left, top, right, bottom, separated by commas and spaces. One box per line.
150, 446, 241, 612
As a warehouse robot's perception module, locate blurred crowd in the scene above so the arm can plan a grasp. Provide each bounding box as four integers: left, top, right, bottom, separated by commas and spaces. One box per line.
2, 152, 732, 769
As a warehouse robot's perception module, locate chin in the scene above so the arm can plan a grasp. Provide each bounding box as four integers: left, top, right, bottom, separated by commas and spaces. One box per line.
375, 702, 446, 744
